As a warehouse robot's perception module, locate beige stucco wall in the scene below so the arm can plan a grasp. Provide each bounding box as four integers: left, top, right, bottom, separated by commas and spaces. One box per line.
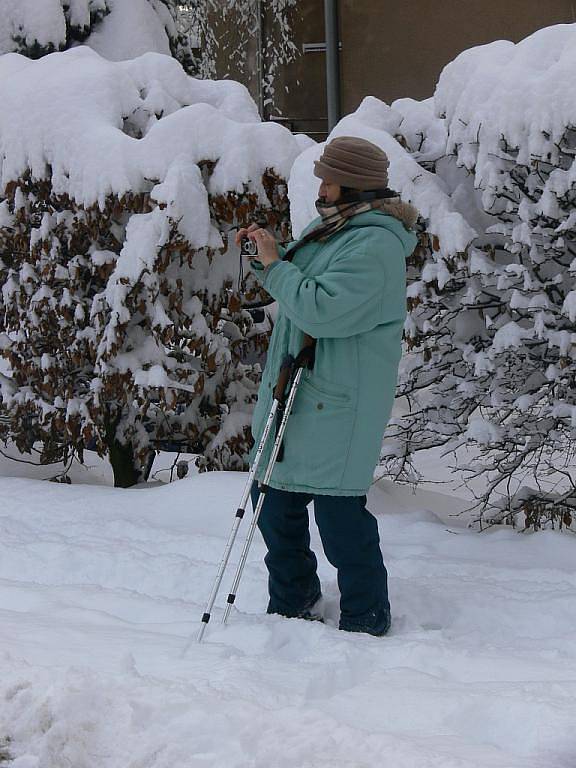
338, 0, 575, 113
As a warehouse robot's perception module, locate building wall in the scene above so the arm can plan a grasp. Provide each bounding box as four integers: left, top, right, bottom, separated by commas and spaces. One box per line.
209, 4, 327, 136
209, 7, 259, 105
338, 0, 575, 114
264, 3, 327, 138
212, 1, 575, 137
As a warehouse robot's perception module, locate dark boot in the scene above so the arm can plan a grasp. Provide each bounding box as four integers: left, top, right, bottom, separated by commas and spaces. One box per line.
267, 593, 324, 623
339, 606, 391, 636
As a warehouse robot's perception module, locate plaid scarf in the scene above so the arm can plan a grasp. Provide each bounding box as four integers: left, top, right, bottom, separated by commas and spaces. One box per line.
284, 189, 404, 262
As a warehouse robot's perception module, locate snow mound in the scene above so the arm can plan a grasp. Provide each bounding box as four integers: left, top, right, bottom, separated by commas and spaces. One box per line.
0, 0, 67, 54
0, 0, 184, 67
436, 24, 576, 181
0, 46, 298, 208
0, 469, 575, 767
84, 0, 172, 61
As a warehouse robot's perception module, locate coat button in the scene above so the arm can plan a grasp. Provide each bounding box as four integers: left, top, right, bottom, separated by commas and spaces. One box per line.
317, 402, 324, 410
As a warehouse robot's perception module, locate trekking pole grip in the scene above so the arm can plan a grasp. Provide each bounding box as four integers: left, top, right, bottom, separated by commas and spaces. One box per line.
273, 354, 295, 401
295, 333, 316, 371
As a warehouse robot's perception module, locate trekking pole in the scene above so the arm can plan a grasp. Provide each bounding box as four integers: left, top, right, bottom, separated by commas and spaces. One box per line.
221, 335, 316, 626
195, 353, 299, 644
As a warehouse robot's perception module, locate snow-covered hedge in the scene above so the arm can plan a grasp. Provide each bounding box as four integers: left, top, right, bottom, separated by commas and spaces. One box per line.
405, 24, 576, 529
0, 0, 194, 70
292, 24, 576, 529
0, 47, 303, 485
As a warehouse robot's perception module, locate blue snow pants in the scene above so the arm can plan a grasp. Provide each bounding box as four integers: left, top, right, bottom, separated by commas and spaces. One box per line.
250, 483, 391, 635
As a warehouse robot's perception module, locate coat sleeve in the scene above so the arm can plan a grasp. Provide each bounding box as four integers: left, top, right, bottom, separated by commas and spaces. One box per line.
259, 230, 402, 339
249, 244, 289, 275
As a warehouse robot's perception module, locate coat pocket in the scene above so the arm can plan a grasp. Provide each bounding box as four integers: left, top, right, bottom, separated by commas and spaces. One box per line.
280, 375, 356, 489
301, 370, 356, 401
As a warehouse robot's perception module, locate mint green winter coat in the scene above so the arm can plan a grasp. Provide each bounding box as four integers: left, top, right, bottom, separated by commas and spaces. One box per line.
249, 210, 417, 496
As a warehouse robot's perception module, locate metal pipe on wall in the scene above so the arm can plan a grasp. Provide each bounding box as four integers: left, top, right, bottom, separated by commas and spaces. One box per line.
324, 0, 341, 132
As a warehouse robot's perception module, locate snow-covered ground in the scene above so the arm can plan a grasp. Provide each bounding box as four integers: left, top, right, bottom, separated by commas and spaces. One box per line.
1, 453, 575, 767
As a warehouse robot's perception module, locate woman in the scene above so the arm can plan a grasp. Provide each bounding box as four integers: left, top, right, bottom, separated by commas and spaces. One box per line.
236, 136, 418, 636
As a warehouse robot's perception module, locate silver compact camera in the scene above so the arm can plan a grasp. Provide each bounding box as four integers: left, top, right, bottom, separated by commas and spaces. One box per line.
240, 235, 258, 257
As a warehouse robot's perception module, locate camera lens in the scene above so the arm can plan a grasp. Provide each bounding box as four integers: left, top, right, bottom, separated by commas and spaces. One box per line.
241, 236, 258, 257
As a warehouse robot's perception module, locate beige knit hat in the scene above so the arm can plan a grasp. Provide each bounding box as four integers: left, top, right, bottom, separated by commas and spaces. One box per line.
314, 136, 390, 190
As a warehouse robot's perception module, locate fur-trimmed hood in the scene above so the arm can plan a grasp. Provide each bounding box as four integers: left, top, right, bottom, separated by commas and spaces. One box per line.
373, 196, 419, 231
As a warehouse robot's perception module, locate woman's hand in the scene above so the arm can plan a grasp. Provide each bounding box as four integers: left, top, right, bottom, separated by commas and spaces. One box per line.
235, 223, 260, 246
235, 224, 280, 269
250, 228, 280, 268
